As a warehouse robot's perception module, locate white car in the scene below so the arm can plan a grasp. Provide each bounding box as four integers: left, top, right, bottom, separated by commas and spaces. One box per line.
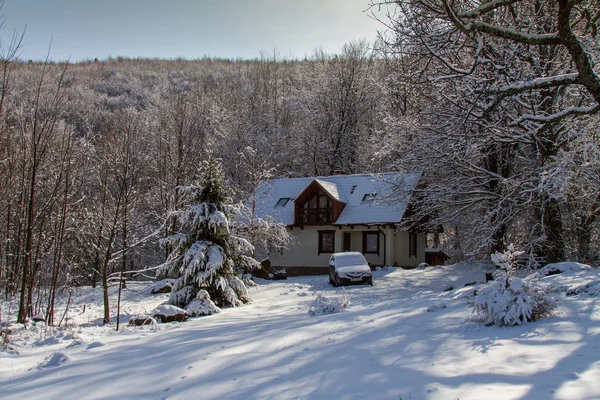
328, 252, 373, 286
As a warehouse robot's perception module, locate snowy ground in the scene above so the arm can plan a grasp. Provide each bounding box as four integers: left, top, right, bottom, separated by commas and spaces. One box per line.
1, 264, 600, 400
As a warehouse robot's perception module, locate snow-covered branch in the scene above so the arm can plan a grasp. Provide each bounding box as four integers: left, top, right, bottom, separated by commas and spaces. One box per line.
487, 74, 580, 96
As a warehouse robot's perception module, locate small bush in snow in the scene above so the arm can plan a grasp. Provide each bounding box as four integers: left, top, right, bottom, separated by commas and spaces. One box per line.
473, 270, 557, 326
129, 314, 158, 326
1, 325, 12, 351
472, 246, 557, 326
308, 291, 349, 316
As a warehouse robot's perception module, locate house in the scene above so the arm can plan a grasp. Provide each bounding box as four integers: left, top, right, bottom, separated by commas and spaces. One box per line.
252, 172, 426, 276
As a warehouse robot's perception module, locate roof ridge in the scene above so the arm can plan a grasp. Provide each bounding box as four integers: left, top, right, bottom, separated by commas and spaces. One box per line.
270, 171, 421, 181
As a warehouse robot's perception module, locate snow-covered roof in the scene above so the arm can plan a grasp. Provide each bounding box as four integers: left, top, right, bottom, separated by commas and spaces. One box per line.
425, 248, 449, 258
253, 172, 421, 226
313, 179, 346, 203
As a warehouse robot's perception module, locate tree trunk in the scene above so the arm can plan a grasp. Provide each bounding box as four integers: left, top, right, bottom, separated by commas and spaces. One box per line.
116, 197, 128, 332
541, 198, 565, 263
17, 162, 37, 323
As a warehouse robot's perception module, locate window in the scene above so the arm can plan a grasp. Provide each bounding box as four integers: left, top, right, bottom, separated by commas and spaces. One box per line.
362, 231, 379, 254
300, 190, 333, 225
362, 193, 377, 202
275, 198, 290, 208
409, 232, 418, 257
318, 230, 335, 254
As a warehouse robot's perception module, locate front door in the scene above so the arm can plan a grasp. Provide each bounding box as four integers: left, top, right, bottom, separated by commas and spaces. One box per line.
343, 232, 351, 252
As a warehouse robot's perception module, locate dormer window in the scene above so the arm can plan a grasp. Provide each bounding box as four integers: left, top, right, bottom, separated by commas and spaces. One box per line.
293, 179, 346, 226
362, 193, 377, 202
275, 198, 290, 208
300, 189, 333, 224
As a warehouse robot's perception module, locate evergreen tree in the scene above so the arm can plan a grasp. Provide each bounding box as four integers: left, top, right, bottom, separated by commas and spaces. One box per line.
157, 159, 259, 315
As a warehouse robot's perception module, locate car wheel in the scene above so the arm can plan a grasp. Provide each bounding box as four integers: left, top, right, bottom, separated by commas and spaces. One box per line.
368, 278, 373, 286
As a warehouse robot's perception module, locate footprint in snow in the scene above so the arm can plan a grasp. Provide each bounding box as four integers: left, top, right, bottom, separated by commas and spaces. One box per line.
425, 385, 439, 393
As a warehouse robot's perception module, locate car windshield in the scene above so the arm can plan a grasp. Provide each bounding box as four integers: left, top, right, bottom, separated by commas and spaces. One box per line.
335, 253, 367, 267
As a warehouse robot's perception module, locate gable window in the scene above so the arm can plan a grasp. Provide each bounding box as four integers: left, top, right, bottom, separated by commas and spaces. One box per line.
362, 193, 377, 202
409, 232, 417, 257
275, 198, 290, 208
362, 231, 379, 254
318, 230, 335, 254
301, 190, 333, 225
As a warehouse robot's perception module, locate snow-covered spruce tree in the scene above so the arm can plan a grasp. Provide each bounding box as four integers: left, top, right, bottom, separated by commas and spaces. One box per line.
472, 245, 557, 326
157, 160, 259, 316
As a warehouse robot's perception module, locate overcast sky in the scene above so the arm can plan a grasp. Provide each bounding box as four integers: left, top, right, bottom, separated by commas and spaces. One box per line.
1, 0, 385, 62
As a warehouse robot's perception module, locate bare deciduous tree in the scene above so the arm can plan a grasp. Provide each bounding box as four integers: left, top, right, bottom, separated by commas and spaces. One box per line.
373, 0, 600, 261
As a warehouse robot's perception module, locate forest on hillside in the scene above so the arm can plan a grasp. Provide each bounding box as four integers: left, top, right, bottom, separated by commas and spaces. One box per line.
1, 0, 599, 324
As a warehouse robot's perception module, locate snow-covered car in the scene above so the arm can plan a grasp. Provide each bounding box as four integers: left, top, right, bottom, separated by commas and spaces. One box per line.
328, 252, 373, 286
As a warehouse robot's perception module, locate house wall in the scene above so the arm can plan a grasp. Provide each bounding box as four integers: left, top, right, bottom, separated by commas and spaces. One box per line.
267, 226, 333, 270
265, 226, 425, 273
390, 231, 426, 268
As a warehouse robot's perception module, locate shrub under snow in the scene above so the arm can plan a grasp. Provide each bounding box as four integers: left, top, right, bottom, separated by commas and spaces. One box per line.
473, 246, 557, 326
473, 270, 557, 326
308, 292, 350, 316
